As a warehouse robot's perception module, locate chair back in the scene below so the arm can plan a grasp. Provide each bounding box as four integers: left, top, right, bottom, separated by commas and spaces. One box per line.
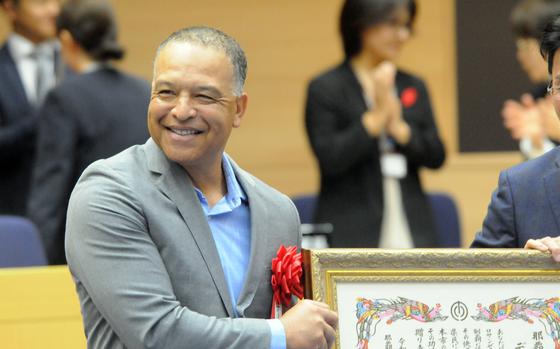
291, 194, 317, 224
428, 192, 461, 247
0, 215, 47, 267
292, 194, 333, 248
292, 192, 461, 248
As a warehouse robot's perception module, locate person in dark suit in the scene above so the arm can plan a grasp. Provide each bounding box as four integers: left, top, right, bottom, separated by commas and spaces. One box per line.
0, 0, 61, 215
305, 0, 445, 248
26, 0, 150, 264
472, 14, 560, 262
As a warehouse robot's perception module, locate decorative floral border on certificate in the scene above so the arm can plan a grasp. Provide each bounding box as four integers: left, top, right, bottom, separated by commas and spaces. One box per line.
353, 296, 560, 349
473, 297, 560, 348
355, 297, 447, 349
302, 249, 560, 349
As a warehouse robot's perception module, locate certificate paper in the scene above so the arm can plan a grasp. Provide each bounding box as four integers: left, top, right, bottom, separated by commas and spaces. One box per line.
303, 249, 560, 349
337, 281, 559, 349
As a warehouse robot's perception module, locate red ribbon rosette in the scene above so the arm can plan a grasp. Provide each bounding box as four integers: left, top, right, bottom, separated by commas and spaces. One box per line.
270, 245, 303, 318
400, 87, 418, 108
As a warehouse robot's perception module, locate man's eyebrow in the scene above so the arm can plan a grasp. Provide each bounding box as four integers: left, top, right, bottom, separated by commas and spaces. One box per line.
154, 80, 175, 88
194, 85, 222, 95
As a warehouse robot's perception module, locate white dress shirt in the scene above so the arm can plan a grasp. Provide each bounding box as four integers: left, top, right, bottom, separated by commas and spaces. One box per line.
7, 33, 58, 106
362, 91, 414, 248
519, 137, 556, 159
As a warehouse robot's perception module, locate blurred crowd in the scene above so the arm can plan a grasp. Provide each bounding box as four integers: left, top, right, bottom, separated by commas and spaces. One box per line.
1, 0, 560, 265
0, 0, 149, 264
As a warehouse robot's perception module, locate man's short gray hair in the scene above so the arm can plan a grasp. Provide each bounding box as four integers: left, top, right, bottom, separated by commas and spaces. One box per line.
156, 26, 247, 96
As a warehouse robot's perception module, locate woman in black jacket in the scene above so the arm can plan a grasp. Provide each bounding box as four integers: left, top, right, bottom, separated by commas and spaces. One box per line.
305, 0, 445, 248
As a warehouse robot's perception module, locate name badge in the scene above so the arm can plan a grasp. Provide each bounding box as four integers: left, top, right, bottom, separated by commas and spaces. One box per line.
381, 153, 407, 179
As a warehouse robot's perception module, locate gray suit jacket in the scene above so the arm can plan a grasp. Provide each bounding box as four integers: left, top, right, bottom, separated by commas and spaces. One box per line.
65, 138, 301, 348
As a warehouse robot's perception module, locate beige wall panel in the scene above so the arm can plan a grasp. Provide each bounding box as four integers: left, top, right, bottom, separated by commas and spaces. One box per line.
0, 266, 85, 348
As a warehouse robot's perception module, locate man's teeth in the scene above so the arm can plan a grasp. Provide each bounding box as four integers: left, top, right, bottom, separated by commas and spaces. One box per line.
170, 128, 200, 136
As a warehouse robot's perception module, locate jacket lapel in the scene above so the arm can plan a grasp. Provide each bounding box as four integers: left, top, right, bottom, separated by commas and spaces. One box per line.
543, 152, 560, 231
0, 44, 32, 112
340, 60, 369, 114
229, 159, 269, 316
145, 139, 235, 317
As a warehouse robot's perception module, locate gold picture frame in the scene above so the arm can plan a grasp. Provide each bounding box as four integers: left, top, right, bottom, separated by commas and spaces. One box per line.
302, 249, 560, 349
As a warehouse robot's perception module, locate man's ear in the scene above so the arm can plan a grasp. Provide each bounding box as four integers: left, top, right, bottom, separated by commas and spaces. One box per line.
232, 93, 248, 128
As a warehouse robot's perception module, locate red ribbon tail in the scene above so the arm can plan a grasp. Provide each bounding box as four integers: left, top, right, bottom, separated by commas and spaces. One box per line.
271, 294, 282, 319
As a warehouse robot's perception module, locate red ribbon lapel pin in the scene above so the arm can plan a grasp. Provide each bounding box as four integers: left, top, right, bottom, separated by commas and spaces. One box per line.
270, 245, 304, 319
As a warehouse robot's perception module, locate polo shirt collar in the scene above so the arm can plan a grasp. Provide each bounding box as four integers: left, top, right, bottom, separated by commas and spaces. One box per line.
194, 153, 247, 214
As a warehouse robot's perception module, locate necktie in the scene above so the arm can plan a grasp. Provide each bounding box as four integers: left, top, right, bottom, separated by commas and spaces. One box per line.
32, 47, 51, 106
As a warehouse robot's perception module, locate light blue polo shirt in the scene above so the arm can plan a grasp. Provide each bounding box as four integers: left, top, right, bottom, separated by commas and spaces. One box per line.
194, 154, 286, 349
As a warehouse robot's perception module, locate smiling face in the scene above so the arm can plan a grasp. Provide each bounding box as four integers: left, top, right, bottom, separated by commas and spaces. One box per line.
361, 5, 411, 62
148, 42, 247, 173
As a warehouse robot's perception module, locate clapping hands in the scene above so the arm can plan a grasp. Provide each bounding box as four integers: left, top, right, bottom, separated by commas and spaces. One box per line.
502, 94, 560, 147
360, 62, 410, 144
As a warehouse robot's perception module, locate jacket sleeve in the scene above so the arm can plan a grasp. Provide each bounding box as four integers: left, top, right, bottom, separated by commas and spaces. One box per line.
396, 79, 446, 169
27, 91, 77, 264
305, 78, 379, 177
471, 170, 519, 248
65, 162, 272, 349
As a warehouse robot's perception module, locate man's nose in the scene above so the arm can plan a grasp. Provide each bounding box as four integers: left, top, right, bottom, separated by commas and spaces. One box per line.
172, 95, 196, 120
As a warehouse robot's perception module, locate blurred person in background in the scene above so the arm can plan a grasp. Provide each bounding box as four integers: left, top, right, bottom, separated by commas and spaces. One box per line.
502, 0, 560, 159
27, 0, 150, 264
0, 0, 61, 215
305, 0, 445, 248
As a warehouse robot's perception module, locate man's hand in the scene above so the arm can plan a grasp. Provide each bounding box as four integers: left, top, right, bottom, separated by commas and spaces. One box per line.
280, 299, 338, 349
524, 236, 560, 262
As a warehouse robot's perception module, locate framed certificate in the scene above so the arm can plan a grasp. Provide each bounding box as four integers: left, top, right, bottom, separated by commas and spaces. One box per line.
302, 249, 560, 349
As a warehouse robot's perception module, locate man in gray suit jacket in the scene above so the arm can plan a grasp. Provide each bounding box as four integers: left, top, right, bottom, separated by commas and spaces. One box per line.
65, 26, 337, 349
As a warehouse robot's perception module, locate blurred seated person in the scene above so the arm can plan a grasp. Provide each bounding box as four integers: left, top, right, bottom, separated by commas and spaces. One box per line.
0, 0, 61, 215
502, 0, 560, 159
472, 14, 560, 262
27, 0, 150, 264
305, 0, 445, 248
